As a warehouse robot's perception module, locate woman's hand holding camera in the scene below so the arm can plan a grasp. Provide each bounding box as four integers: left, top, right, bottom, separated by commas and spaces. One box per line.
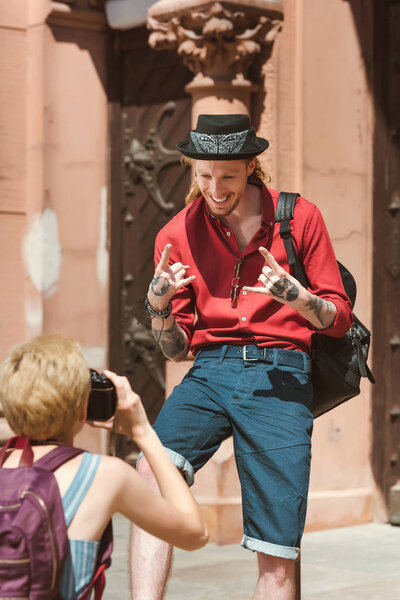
94, 370, 152, 444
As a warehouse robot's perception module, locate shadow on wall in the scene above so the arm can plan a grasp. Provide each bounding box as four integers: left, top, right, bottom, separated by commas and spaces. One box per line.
47, 16, 108, 96
348, 0, 400, 513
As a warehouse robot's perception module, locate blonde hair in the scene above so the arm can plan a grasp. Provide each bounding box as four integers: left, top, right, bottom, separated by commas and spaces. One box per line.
0, 334, 90, 441
181, 156, 271, 206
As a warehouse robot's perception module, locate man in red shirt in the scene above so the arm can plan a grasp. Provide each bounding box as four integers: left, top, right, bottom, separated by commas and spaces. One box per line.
132, 114, 352, 600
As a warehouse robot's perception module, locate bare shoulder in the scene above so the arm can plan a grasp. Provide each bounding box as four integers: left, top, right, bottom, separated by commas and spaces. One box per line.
88, 454, 140, 512
96, 454, 137, 482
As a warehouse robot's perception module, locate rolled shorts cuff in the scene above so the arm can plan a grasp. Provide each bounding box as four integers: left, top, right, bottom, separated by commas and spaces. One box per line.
241, 535, 299, 560
136, 447, 195, 487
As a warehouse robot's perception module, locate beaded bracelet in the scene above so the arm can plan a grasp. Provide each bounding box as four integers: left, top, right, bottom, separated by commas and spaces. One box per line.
145, 297, 172, 319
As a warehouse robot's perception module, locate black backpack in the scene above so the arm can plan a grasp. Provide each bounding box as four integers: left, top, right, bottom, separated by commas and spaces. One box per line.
276, 192, 375, 418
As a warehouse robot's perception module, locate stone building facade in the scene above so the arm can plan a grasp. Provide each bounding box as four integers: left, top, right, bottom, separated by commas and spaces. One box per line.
0, 0, 399, 541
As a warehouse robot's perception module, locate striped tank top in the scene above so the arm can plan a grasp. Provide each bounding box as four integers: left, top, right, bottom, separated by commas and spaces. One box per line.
59, 452, 102, 599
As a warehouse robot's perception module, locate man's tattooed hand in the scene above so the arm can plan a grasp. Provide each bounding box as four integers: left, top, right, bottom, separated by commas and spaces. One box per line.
243, 247, 303, 307
270, 278, 299, 302
151, 275, 170, 297
242, 246, 338, 331
147, 243, 196, 310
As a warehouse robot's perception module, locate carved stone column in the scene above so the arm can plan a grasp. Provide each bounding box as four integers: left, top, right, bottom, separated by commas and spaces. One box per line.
148, 0, 284, 545
148, 0, 283, 122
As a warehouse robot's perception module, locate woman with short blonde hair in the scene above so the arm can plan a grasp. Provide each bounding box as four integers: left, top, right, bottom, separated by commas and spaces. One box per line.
0, 333, 208, 599
0, 334, 90, 441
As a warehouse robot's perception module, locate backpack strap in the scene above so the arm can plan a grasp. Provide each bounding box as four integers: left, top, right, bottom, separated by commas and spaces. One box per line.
0, 438, 84, 471
0, 435, 34, 467
276, 192, 308, 287
78, 563, 106, 600
34, 445, 85, 471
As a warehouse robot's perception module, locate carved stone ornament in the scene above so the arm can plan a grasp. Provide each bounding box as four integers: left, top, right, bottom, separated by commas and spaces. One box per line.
148, 1, 283, 83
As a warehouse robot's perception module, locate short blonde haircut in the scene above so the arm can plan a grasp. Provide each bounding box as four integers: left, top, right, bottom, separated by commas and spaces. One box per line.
0, 334, 90, 441
181, 157, 271, 206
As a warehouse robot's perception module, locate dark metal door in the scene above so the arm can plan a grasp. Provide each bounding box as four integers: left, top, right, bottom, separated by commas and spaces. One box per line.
108, 26, 191, 460
372, 0, 400, 507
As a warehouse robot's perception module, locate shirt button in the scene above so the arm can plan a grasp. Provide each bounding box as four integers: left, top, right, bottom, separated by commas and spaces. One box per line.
226, 231, 231, 236
241, 316, 247, 322
242, 290, 247, 295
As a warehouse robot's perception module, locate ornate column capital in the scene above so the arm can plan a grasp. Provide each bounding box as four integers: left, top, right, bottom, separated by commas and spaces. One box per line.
147, 0, 283, 88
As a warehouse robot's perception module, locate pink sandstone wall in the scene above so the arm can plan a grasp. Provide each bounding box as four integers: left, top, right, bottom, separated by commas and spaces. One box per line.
0, 0, 110, 452
0, 1, 49, 441
42, 12, 109, 451
262, 0, 374, 529
295, 0, 373, 529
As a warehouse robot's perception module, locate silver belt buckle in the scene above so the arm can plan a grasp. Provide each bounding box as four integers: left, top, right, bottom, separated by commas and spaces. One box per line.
242, 345, 258, 361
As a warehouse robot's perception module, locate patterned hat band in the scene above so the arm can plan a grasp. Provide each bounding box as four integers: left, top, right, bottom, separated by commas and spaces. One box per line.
177, 114, 269, 159
190, 129, 249, 155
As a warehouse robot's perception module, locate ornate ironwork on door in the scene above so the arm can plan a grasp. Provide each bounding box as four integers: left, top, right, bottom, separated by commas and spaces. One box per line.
121, 101, 185, 390
109, 27, 191, 461
125, 101, 183, 215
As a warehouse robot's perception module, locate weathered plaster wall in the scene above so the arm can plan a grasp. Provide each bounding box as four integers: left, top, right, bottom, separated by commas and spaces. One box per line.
0, 0, 49, 440
42, 18, 109, 450
0, 1, 110, 451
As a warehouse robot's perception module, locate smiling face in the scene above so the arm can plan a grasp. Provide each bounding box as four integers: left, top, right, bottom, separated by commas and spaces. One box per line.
195, 159, 255, 218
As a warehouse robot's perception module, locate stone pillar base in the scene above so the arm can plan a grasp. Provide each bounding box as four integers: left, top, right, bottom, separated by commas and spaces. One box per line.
186, 77, 258, 122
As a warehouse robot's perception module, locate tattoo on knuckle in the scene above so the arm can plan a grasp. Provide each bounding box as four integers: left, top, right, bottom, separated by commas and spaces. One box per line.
270, 277, 299, 302
151, 275, 171, 296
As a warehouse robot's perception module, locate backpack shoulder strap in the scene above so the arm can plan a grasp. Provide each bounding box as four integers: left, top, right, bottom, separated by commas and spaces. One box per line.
0, 436, 34, 467
276, 192, 308, 288
34, 445, 85, 472
276, 191, 299, 223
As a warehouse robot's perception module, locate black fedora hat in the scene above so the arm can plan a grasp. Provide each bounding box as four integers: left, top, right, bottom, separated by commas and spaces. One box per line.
177, 114, 269, 160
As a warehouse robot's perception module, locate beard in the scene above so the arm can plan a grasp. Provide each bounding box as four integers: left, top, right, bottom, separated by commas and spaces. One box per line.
207, 194, 240, 218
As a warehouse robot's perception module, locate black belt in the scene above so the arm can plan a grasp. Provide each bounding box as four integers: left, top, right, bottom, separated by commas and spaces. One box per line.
196, 345, 312, 373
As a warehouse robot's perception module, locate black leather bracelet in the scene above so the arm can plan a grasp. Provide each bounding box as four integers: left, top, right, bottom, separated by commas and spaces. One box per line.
145, 297, 172, 319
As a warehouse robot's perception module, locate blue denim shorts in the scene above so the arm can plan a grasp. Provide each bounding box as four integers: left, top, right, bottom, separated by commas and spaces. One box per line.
146, 345, 313, 560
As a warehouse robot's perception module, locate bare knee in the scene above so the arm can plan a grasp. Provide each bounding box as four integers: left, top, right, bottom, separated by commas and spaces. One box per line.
257, 553, 295, 587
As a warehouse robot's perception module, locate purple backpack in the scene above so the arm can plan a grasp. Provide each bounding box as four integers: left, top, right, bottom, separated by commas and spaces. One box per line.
0, 436, 113, 600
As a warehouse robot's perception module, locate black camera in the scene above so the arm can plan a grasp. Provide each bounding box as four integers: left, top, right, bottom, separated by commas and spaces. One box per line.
87, 369, 117, 421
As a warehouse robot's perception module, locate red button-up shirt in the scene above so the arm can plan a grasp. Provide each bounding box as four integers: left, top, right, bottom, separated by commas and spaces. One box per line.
154, 183, 353, 356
